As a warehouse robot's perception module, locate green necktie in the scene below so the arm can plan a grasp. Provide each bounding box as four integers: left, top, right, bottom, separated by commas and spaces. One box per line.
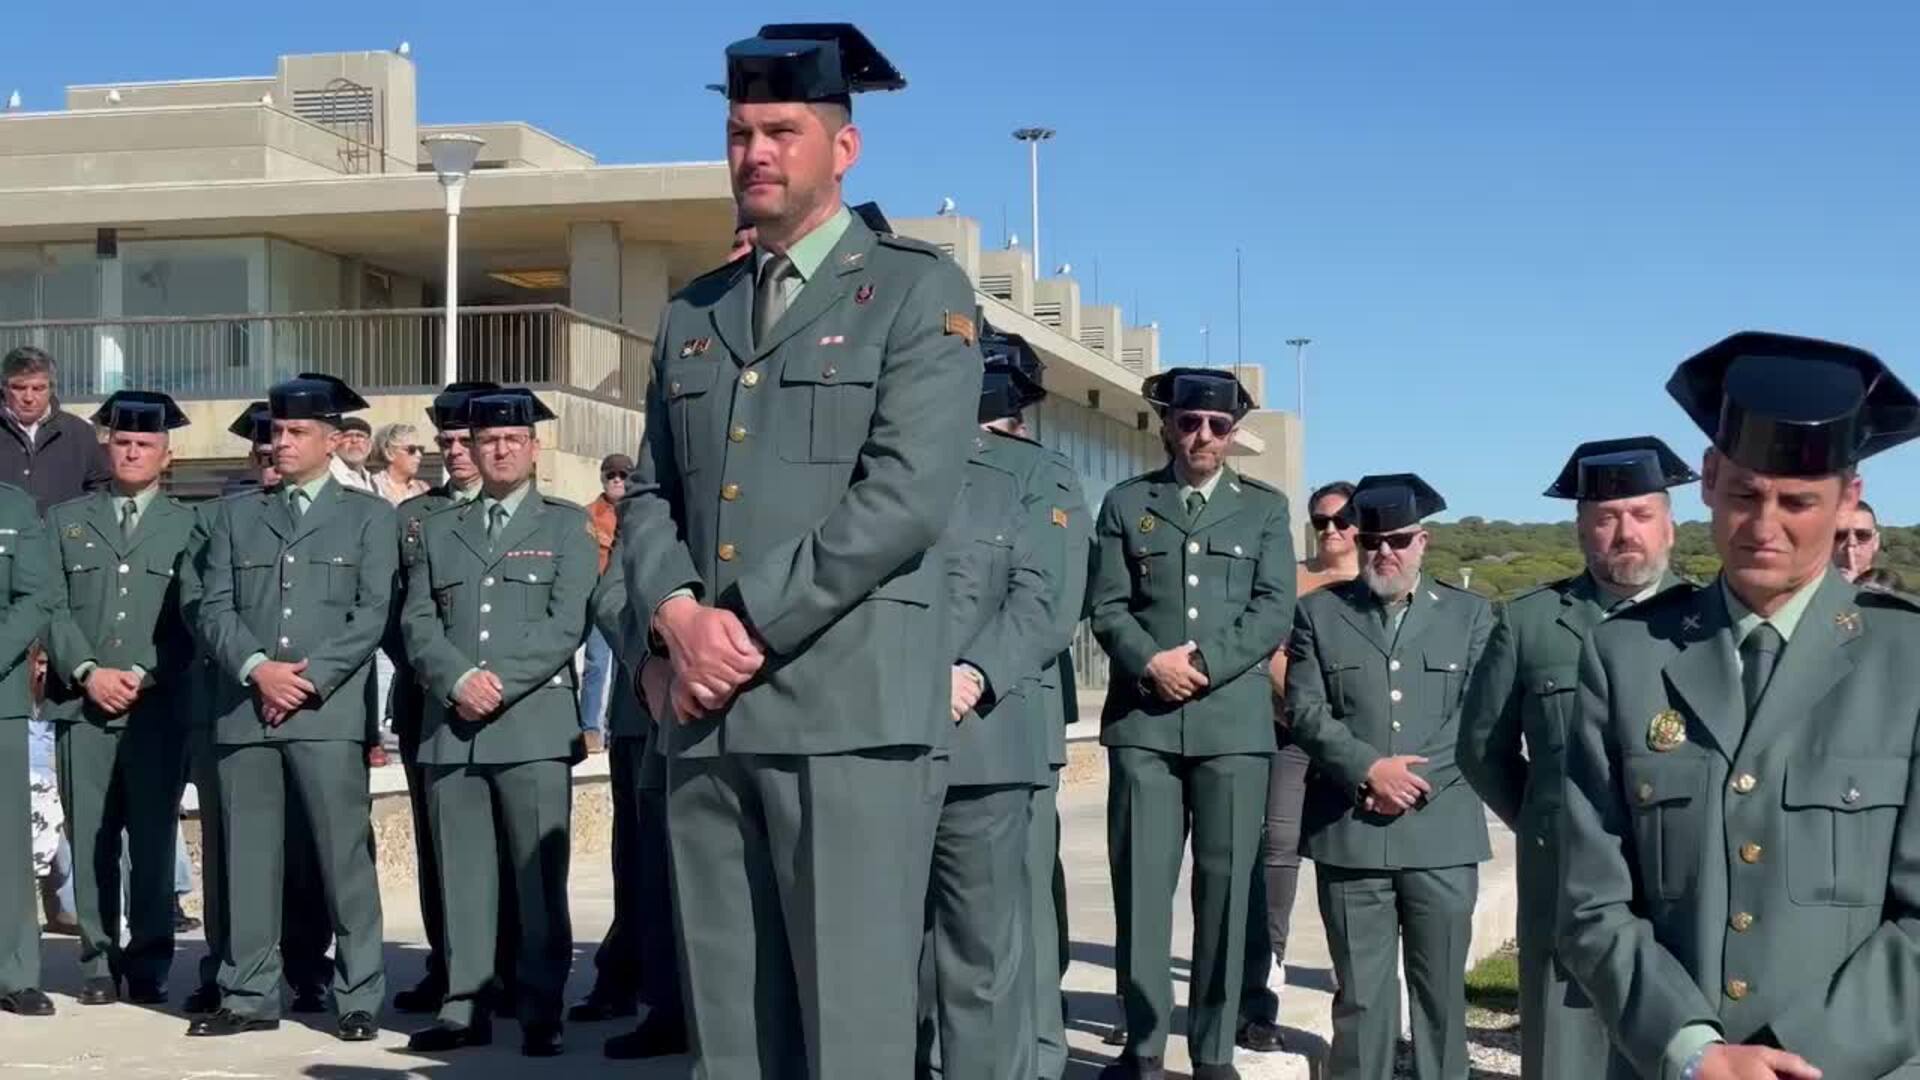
1741, 623, 1784, 715
1185, 490, 1206, 525
288, 488, 308, 518
119, 498, 137, 539
488, 503, 508, 543
754, 253, 797, 346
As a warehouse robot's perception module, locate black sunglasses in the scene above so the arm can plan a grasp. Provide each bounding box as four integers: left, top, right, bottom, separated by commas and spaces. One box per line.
1836, 528, 1877, 545
1175, 413, 1233, 439
1357, 531, 1421, 552
1310, 513, 1353, 533
603, 471, 629, 482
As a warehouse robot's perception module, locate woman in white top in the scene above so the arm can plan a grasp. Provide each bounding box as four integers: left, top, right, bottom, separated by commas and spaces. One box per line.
368, 421, 431, 506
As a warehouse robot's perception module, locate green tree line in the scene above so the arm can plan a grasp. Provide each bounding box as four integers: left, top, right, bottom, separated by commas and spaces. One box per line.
1420, 519, 1920, 601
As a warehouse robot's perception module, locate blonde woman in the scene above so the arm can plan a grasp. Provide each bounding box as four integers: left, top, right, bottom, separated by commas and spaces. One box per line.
369, 421, 430, 506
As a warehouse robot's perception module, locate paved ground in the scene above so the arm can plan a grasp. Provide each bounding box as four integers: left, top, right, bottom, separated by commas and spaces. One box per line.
1, 753, 1516, 1079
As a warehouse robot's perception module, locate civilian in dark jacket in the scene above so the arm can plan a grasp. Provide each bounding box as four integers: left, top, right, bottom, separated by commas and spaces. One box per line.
0, 348, 111, 515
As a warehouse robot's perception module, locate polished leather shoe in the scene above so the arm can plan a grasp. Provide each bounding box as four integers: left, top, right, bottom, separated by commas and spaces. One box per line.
78, 976, 119, 1005
1102, 1024, 1128, 1047
182, 984, 221, 1015
603, 1013, 689, 1059
567, 994, 637, 1023
187, 1009, 279, 1037
288, 985, 328, 1014
337, 1010, 379, 1042
1098, 1056, 1165, 1080
521, 1023, 564, 1057
0, 988, 55, 1016
407, 1017, 491, 1051
1193, 1065, 1243, 1080
1236, 1017, 1286, 1053
392, 981, 444, 1015
124, 980, 169, 1006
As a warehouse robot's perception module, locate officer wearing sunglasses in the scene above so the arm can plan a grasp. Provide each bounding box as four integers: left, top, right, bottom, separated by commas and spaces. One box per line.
1087, 367, 1296, 1079
1283, 472, 1493, 1080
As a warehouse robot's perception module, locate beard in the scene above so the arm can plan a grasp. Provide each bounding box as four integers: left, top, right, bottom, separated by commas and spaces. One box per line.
1588, 546, 1669, 592
1361, 560, 1421, 601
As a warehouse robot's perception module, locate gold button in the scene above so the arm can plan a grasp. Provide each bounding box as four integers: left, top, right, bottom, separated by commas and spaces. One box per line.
1637, 782, 1654, 804
722, 483, 741, 501
1725, 979, 1749, 1001
1733, 773, 1757, 794
1730, 912, 1755, 932
718, 543, 737, 562
1739, 842, 1763, 864
741, 370, 760, 388
729, 425, 747, 443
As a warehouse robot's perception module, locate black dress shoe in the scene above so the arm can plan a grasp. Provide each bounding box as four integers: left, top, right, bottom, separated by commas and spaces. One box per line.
125, 980, 169, 1006
568, 995, 637, 1023
337, 1010, 379, 1042
288, 985, 328, 1014
183, 984, 221, 1015
78, 976, 119, 1005
187, 1009, 280, 1037
392, 981, 444, 1015
0, 988, 55, 1016
407, 1016, 493, 1051
1236, 1017, 1286, 1053
522, 1022, 564, 1057
1098, 1056, 1165, 1080
172, 900, 202, 933
603, 1013, 689, 1059
1102, 1023, 1128, 1046
42, 913, 80, 936
1192, 1065, 1242, 1080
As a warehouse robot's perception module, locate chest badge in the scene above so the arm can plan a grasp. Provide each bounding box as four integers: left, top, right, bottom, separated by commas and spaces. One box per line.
678, 337, 713, 358
1138, 515, 1156, 534
855, 283, 875, 305
64, 524, 83, 540
818, 334, 846, 346
1835, 610, 1862, 636
1647, 709, 1688, 753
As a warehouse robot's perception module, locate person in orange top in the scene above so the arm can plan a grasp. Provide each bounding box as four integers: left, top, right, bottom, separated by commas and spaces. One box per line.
578, 454, 628, 754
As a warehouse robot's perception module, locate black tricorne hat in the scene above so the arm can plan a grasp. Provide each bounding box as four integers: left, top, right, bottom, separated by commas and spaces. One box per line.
1348, 473, 1446, 533
1667, 331, 1920, 477
467, 388, 556, 430
722, 23, 905, 107
979, 323, 1046, 424
267, 373, 368, 427
92, 390, 188, 434
1544, 436, 1698, 501
426, 380, 502, 431
1141, 367, 1253, 421
227, 401, 272, 446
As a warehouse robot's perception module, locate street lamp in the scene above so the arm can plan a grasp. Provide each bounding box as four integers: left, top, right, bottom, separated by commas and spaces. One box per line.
1012, 127, 1054, 281
1286, 337, 1312, 421
422, 132, 486, 386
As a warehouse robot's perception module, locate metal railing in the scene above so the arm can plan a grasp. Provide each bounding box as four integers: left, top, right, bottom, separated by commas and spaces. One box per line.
0, 305, 652, 405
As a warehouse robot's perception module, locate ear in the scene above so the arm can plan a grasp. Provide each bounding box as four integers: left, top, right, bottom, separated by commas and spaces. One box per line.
833, 122, 861, 181
1699, 449, 1721, 510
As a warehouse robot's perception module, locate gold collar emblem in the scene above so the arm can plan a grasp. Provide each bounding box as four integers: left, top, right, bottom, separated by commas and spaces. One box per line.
1138, 515, 1156, 534
1647, 709, 1688, 752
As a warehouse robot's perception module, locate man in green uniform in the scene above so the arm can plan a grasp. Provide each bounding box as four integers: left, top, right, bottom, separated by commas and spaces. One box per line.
618, 23, 981, 1078
388, 379, 498, 1017
1458, 437, 1695, 1080
192, 373, 392, 1041
917, 325, 1072, 1080
0, 481, 60, 1017
402, 388, 590, 1057
1286, 473, 1493, 1080
1559, 332, 1920, 1080
43, 391, 196, 1006
1090, 367, 1297, 1079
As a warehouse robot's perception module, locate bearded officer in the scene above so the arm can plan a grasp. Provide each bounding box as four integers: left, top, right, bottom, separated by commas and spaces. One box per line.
1286, 473, 1493, 1080
1089, 367, 1296, 1079
1559, 332, 1920, 1080
1458, 438, 1695, 1079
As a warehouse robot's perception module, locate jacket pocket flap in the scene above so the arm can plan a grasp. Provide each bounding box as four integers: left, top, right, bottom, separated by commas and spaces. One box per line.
1784, 758, 1908, 811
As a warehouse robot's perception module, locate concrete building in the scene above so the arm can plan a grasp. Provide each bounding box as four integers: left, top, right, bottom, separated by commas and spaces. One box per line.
0, 48, 1303, 687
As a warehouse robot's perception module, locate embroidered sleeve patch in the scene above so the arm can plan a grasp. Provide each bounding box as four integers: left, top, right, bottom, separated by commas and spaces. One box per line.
944, 311, 976, 346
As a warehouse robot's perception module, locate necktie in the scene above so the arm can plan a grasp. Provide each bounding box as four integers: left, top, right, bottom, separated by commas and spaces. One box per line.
488, 504, 508, 543
754, 254, 797, 346
288, 488, 308, 518
119, 498, 137, 539
1740, 623, 1784, 715
1185, 490, 1206, 525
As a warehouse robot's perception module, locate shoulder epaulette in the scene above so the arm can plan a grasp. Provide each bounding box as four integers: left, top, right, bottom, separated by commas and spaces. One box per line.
1111, 472, 1156, 491
873, 232, 943, 259
1235, 474, 1281, 495
47, 492, 94, 518
339, 484, 384, 502
1431, 577, 1487, 600
1859, 585, 1920, 614
540, 494, 587, 513
1511, 575, 1581, 605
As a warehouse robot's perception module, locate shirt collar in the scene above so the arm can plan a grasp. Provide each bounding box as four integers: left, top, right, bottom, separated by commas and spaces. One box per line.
756, 205, 853, 285
1594, 572, 1664, 616
111, 484, 161, 518
1177, 467, 1227, 503
450, 481, 482, 504
1721, 571, 1825, 646
483, 480, 532, 519
290, 473, 332, 504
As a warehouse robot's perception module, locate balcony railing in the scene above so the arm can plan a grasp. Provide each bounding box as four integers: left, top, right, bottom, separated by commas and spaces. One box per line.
0, 305, 652, 405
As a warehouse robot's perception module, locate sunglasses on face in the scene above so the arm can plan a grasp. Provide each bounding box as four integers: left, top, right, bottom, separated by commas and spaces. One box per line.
396, 444, 425, 456
435, 434, 471, 451
603, 471, 629, 482
1837, 528, 1877, 545
1174, 414, 1233, 439
1357, 532, 1420, 552
1310, 513, 1353, 533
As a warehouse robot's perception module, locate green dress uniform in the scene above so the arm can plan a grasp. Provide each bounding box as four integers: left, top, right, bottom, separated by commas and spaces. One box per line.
1286, 474, 1492, 1080
1558, 332, 1920, 1080
1091, 409, 1298, 1068
619, 29, 979, 1070
1457, 437, 1697, 1080
197, 410, 396, 1024
0, 482, 61, 1004
43, 478, 196, 994
402, 469, 593, 1033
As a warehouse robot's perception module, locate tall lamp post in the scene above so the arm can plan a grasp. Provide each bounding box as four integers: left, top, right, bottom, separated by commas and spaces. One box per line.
1286, 336, 1312, 421
1012, 127, 1054, 281
423, 133, 486, 386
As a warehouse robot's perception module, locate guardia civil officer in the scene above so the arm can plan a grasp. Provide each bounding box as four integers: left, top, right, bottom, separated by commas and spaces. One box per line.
1089, 367, 1296, 1079
1457, 437, 1694, 1079
1285, 474, 1493, 1080
618, 23, 982, 1078
1559, 333, 1920, 1080
0, 480, 61, 1017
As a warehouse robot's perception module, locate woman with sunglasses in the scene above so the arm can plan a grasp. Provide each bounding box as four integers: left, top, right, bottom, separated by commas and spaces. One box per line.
369, 422, 432, 507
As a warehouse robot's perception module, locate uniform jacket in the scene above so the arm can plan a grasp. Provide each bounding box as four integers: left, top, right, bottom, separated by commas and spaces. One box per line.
618, 214, 982, 758
1090, 465, 1297, 757
0, 482, 59, 720
1287, 577, 1494, 869
1027, 444, 1093, 767
390, 483, 466, 760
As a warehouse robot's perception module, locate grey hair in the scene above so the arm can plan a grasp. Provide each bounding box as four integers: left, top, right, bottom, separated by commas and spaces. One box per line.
369, 422, 421, 470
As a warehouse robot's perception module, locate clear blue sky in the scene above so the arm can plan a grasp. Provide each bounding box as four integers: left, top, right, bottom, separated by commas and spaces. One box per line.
11, 1, 1919, 522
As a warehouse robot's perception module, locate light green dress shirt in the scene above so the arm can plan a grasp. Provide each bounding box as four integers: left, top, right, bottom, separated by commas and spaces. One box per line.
755, 204, 853, 305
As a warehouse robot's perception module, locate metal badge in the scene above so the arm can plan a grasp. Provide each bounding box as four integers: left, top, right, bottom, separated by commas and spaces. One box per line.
1681, 614, 1703, 633
679, 337, 713, 358
855, 283, 875, 305
1647, 709, 1688, 752
1835, 610, 1862, 635
64, 524, 82, 540
1138, 515, 1155, 534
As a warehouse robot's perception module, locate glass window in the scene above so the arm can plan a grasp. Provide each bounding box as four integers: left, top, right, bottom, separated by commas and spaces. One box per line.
120, 239, 259, 395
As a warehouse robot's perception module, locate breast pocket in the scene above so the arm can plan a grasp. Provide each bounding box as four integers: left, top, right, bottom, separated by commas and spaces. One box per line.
1207, 534, 1256, 601
1424, 651, 1467, 716
63, 558, 104, 611
503, 558, 557, 617
311, 555, 359, 605
778, 345, 882, 464
663, 361, 720, 474
1326, 663, 1364, 716
1525, 664, 1581, 753
1624, 755, 1709, 901
1783, 757, 1909, 907
233, 558, 275, 610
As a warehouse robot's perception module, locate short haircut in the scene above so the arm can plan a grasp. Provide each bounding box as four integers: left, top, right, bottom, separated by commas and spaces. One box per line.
812, 101, 851, 133
3, 346, 53, 381
1309, 480, 1356, 509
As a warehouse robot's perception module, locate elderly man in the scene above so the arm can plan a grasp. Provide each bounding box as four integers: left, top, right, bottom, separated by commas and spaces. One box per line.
1559, 332, 1920, 1080
1089, 367, 1296, 1079
0, 346, 110, 514
1834, 498, 1882, 583
1459, 437, 1695, 1079
1286, 473, 1493, 1080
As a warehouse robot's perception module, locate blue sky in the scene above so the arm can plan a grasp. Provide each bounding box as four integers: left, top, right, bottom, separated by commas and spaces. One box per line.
10, 1, 1919, 522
